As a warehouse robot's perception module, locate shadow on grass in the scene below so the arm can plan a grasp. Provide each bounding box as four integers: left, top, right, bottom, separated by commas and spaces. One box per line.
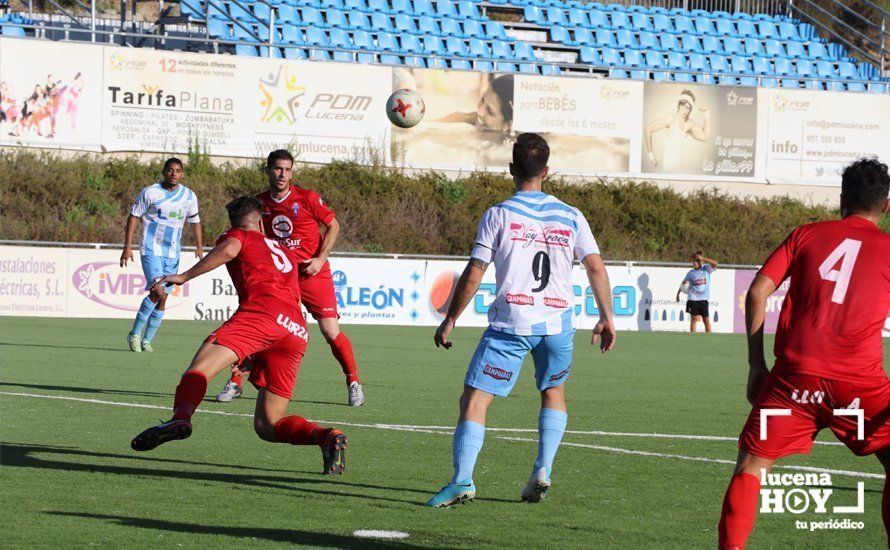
0, 442, 434, 505
0, 341, 131, 353
46, 512, 425, 548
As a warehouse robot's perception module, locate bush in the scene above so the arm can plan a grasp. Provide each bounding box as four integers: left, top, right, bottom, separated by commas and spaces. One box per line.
0, 150, 858, 264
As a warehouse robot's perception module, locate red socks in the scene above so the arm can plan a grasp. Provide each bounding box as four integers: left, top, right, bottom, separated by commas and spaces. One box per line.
231, 373, 244, 386
274, 415, 325, 446
329, 332, 360, 385
172, 371, 208, 421
718, 473, 761, 549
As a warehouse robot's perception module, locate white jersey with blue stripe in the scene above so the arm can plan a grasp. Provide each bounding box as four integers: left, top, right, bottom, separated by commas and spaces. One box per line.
130, 183, 200, 258
470, 190, 600, 336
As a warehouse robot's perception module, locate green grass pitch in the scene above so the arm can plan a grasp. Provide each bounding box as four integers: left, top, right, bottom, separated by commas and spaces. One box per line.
1, 317, 887, 548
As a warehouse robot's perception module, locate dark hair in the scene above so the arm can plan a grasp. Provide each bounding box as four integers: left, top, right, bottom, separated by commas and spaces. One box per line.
226, 196, 263, 226
841, 158, 890, 213
163, 157, 183, 171
267, 149, 295, 167
512, 133, 550, 182
489, 75, 514, 122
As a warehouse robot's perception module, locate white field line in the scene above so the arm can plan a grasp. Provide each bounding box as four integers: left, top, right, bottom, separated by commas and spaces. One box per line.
0, 391, 881, 480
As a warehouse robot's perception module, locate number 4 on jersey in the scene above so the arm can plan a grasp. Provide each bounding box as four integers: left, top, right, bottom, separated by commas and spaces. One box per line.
817, 238, 861, 304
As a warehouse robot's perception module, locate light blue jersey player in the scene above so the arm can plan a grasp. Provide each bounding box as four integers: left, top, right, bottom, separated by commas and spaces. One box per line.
121, 158, 203, 352
427, 134, 617, 508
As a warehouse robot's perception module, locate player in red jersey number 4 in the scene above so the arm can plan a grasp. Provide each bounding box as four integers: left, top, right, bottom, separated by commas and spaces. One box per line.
718, 159, 890, 549
131, 197, 347, 475
216, 150, 365, 407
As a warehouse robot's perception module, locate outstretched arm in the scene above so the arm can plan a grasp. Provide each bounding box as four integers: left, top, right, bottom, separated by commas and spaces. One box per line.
744, 274, 777, 405
645, 115, 672, 165
582, 253, 616, 352
152, 237, 241, 289
434, 258, 488, 349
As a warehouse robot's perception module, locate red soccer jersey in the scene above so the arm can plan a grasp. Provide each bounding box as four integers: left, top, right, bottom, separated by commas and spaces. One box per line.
217, 228, 300, 309
759, 216, 890, 383
256, 186, 336, 264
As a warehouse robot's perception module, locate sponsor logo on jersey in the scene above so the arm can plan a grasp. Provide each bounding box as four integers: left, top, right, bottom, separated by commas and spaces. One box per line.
271, 215, 293, 238
506, 293, 534, 305
276, 313, 308, 342
483, 364, 512, 381
509, 223, 571, 248
549, 366, 570, 382
543, 297, 568, 308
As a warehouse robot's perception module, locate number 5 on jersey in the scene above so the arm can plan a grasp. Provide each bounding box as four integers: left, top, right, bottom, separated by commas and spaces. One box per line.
818, 238, 861, 304
265, 238, 293, 273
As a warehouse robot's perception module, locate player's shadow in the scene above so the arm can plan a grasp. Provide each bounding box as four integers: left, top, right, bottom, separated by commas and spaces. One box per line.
0, 442, 433, 505
0, 381, 173, 399
46, 512, 425, 549
0, 341, 130, 353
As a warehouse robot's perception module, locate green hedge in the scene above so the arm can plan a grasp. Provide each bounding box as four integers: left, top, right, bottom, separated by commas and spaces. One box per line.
2, 150, 883, 264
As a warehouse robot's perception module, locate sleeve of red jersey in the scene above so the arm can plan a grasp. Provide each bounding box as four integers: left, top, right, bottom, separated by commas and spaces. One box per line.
307, 191, 336, 226
758, 228, 798, 286
217, 228, 246, 247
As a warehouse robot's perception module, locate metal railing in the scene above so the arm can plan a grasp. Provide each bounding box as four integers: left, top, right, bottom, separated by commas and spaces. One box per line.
0, 240, 762, 268
789, 0, 888, 72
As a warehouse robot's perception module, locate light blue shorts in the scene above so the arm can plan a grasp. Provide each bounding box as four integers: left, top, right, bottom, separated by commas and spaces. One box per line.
464, 328, 575, 397
141, 254, 180, 290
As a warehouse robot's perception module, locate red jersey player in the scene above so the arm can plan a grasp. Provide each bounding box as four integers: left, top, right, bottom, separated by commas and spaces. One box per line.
718, 159, 890, 549
216, 150, 364, 406
131, 196, 347, 474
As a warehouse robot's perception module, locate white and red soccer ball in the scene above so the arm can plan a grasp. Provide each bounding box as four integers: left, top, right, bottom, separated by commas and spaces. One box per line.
386, 89, 425, 129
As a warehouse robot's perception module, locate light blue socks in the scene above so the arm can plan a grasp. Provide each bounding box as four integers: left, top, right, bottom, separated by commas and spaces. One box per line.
131, 296, 156, 335
142, 308, 165, 343
451, 420, 485, 484
533, 408, 568, 476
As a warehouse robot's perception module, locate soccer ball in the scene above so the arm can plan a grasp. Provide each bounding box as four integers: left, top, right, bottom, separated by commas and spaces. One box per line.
386, 89, 425, 129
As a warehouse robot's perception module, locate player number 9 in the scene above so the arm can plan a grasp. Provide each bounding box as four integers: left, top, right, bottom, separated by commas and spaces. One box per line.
532, 251, 551, 292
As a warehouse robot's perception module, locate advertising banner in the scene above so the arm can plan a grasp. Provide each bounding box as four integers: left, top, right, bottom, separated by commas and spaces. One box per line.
0, 38, 103, 150
512, 76, 642, 175
641, 82, 758, 178
761, 88, 890, 185
327, 257, 427, 325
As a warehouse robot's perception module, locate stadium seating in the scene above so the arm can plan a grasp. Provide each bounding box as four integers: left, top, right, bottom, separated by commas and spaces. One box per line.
2, 0, 886, 91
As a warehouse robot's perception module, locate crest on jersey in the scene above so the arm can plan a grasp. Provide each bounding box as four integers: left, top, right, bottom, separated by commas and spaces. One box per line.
292, 204, 300, 215
271, 214, 293, 238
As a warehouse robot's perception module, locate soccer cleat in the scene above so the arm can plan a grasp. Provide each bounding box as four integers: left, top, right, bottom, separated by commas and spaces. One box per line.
216, 380, 242, 403
521, 467, 551, 503
321, 429, 347, 475
426, 482, 476, 508
141, 340, 154, 353
348, 381, 365, 407
131, 419, 192, 452
127, 332, 142, 352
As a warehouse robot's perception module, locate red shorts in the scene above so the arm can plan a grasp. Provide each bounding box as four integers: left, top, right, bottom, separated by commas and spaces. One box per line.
299, 265, 338, 320
739, 371, 890, 459
207, 305, 308, 399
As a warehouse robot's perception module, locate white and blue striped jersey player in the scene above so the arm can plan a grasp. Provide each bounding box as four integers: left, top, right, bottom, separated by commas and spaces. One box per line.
131, 182, 201, 288
464, 190, 600, 397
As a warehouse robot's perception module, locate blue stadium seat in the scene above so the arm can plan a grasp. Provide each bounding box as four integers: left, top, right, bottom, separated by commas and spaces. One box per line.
623, 49, 644, 67
652, 13, 673, 32
638, 31, 660, 51
695, 74, 715, 84
838, 61, 858, 79
413, 0, 434, 16
327, 9, 348, 28
426, 57, 446, 68
784, 40, 806, 59
666, 51, 686, 69
546, 7, 567, 25
777, 21, 799, 41
744, 38, 764, 57
579, 45, 600, 64
739, 76, 758, 86
846, 82, 867, 93
629, 70, 649, 80
616, 29, 636, 49
730, 55, 750, 74
573, 27, 593, 46
807, 42, 830, 60
752, 56, 773, 74
329, 27, 352, 48
715, 18, 738, 37
867, 83, 887, 93
353, 29, 374, 49
763, 39, 784, 57
710, 55, 730, 73
404, 56, 426, 67
332, 50, 355, 62
343, 0, 365, 11
595, 28, 617, 47
828, 43, 847, 59
520, 64, 539, 74
207, 18, 231, 38
644, 50, 664, 68
673, 15, 694, 34
469, 37, 491, 57
436, 0, 458, 18
306, 26, 328, 45
400, 34, 422, 52
446, 36, 470, 57
524, 5, 544, 24
492, 39, 513, 59
568, 8, 588, 26
367, 0, 391, 13
550, 24, 570, 44
694, 16, 716, 35
825, 80, 845, 91
858, 62, 879, 79
541, 64, 562, 76
318, 0, 344, 10
610, 11, 631, 29
780, 78, 802, 88
681, 35, 703, 53
417, 16, 439, 36
392, 0, 411, 13
463, 19, 485, 38
301, 7, 326, 28
377, 31, 400, 51
723, 36, 742, 55
760, 77, 779, 88
659, 33, 679, 51
440, 18, 463, 37
798, 23, 818, 40
701, 35, 721, 53
457, 1, 480, 20
757, 21, 778, 38
796, 59, 814, 78
601, 46, 622, 65
631, 12, 651, 30
422, 35, 443, 54
486, 21, 509, 41
181, 0, 204, 19
774, 57, 793, 75
394, 13, 416, 33
735, 19, 757, 37
345, 10, 368, 29
380, 53, 402, 64
371, 12, 393, 32
514, 42, 537, 60
450, 59, 471, 69
235, 43, 258, 56
709, 10, 731, 20
233, 25, 258, 42
815, 60, 835, 77
475, 60, 494, 72
496, 62, 518, 72
277, 4, 298, 23
254, 3, 271, 23
284, 46, 307, 59
718, 75, 739, 85
674, 72, 694, 82
803, 79, 823, 90
230, 3, 258, 23
587, 9, 610, 29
